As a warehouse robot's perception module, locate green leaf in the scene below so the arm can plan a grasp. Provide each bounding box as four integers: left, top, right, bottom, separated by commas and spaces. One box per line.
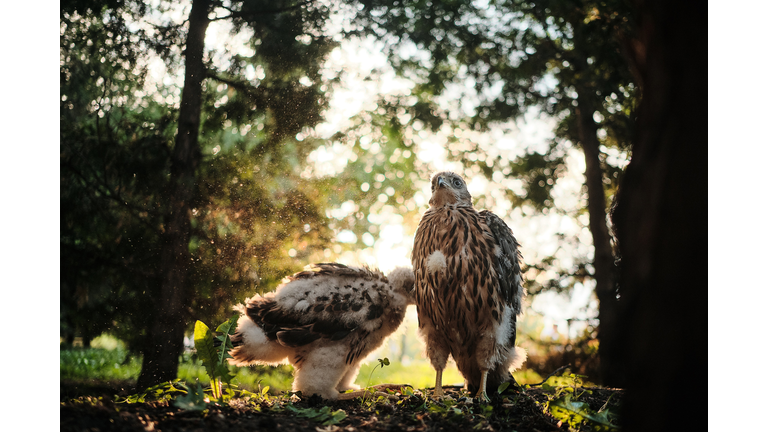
215, 362, 235, 385
286, 405, 346, 425
193, 320, 217, 380
548, 394, 619, 431
215, 315, 240, 365
116, 380, 186, 404
497, 381, 510, 394
216, 314, 240, 335
173, 382, 208, 411
324, 409, 347, 426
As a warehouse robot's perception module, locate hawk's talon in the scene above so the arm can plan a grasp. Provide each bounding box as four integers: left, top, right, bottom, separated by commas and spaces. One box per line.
475, 391, 490, 403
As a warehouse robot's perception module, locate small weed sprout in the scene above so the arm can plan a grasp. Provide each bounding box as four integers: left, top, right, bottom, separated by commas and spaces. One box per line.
359, 358, 390, 407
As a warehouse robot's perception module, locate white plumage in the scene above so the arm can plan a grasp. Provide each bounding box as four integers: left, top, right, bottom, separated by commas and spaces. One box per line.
229, 263, 415, 400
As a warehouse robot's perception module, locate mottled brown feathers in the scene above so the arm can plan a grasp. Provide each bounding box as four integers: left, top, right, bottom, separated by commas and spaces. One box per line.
413, 171, 526, 393
242, 264, 389, 350
230, 262, 416, 396
288, 262, 387, 283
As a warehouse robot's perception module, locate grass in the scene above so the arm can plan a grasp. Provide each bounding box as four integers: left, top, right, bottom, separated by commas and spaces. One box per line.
62, 334, 545, 395
61, 334, 295, 393
356, 359, 463, 389
60, 344, 142, 382
356, 359, 544, 389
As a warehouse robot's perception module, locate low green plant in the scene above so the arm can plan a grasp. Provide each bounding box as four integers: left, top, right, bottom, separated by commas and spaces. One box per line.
115, 316, 246, 409
427, 397, 466, 420
358, 358, 391, 407
535, 371, 620, 431
115, 379, 187, 404
173, 381, 207, 411
285, 404, 347, 426
193, 315, 239, 402
548, 393, 619, 431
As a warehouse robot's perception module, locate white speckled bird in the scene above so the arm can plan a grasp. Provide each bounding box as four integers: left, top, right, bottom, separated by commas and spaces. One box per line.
412, 171, 527, 402
229, 263, 415, 400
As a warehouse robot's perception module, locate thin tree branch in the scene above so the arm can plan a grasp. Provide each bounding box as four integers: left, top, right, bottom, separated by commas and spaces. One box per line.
61, 242, 159, 280
528, 364, 573, 387
61, 156, 162, 234
209, 0, 314, 22
207, 71, 268, 100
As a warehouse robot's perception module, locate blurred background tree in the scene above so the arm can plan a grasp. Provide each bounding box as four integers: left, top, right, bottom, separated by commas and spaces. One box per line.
350, 0, 639, 385
61, 0, 340, 388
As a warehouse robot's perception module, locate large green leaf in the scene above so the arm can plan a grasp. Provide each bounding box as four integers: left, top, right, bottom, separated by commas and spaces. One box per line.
173, 382, 208, 411
286, 405, 347, 426
215, 315, 240, 365
193, 320, 217, 380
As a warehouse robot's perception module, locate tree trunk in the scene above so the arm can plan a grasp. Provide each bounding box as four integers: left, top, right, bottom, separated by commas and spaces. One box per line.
610, 1, 706, 430
137, 0, 210, 390
574, 90, 621, 386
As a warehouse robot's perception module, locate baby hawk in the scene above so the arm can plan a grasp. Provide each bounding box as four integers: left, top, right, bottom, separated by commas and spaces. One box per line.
412, 171, 526, 402
229, 263, 414, 400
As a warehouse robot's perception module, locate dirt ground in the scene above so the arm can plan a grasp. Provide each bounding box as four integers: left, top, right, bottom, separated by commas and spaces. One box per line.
60, 380, 623, 431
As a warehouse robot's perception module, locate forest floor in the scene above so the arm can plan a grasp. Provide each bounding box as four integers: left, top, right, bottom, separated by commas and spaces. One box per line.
60, 379, 624, 432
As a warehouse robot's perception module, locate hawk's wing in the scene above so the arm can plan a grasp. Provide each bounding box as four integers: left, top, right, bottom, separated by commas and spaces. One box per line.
480, 210, 524, 315
245, 296, 358, 348
245, 263, 389, 358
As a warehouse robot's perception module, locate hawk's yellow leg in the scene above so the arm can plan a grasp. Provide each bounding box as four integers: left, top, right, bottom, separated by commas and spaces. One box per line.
475, 370, 490, 402
433, 369, 445, 398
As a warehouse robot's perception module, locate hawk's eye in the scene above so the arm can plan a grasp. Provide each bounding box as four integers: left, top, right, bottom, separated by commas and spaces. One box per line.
453, 179, 462, 187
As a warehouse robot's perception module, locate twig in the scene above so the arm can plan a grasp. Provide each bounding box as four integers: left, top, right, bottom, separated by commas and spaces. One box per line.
209, 0, 315, 22
528, 364, 572, 387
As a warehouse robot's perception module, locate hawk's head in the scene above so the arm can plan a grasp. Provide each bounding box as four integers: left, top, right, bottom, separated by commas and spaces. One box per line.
429, 171, 472, 207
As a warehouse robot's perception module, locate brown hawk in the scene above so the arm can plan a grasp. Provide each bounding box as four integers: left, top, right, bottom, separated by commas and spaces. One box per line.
412, 171, 526, 401
229, 263, 414, 400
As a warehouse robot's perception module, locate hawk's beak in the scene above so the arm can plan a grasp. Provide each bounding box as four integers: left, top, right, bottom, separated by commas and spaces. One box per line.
437, 176, 447, 188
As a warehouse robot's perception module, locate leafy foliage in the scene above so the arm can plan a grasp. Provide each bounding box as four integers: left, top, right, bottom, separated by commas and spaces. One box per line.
285, 405, 348, 426
115, 379, 188, 404
173, 381, 208, 411
60, 1, 171, 349
530, 370, 620, 431
548, 394, 619, 431
193, 316, 238, 401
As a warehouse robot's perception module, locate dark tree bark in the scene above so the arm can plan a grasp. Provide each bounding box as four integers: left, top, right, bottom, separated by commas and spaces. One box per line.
610, 1, 706, 430
137, 0, 211, 390
574, 88, 621, 386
